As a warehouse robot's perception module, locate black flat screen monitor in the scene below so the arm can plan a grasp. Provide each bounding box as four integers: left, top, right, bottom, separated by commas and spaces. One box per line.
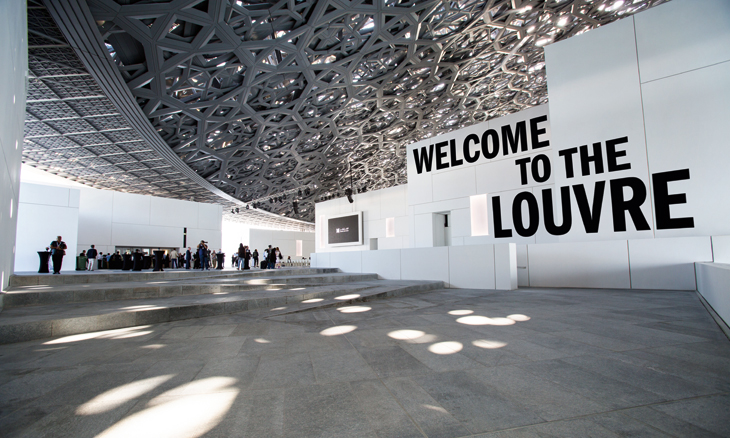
327, 213, 362, 246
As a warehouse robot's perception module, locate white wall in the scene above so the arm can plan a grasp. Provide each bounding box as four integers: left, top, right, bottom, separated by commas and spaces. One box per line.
695, 263, 730, 329
14, 181, 223, 270
312, 243, 518, 290
315, 185, 409, 253
76, 189, 222, 255
15, 184, 79, 272
0, 0, 27, 294
249, 228, 314, 261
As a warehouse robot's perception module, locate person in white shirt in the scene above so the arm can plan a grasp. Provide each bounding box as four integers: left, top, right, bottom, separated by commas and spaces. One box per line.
169, 249, 178, 269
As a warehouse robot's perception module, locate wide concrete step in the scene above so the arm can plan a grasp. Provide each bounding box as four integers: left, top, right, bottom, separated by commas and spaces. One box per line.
8, 267, 339, 288
263, 281, 447, 319
2, 272, 378, 308
0, 280, 444, 345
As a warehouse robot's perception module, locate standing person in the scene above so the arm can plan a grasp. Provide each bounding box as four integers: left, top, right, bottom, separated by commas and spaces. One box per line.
268, 245, 277, 270
185, 247, 192, 269
170, 248, 178, 269
237, 244, 245, 270
243, 246, 251, 270
49, 236, 67, 274
86, 245, 97, 271
211, 250, 217, 269
252, 249, 259, 268
197, 240, 209, 271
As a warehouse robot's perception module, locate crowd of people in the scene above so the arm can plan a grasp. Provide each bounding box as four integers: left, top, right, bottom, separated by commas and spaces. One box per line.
47, 235, 306, 274
231, 244, 285, 270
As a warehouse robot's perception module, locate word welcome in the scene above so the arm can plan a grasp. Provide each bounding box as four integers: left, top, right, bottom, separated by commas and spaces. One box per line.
412, 115, 550, 174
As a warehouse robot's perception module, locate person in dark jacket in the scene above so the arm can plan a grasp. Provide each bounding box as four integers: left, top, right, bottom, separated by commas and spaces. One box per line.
49, 236, 67, 274
268, 245, 277, 269
243, 246, 251, 270
237, 244, 246, 270
185, 247, 192, 269
252, 249, 259, 268
198, 241, 209, 270
86, 245, 98, 271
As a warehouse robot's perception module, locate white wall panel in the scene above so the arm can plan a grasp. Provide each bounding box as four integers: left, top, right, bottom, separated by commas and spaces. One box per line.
19, 184, 71, 207
303, 240, 315, 259
0, 0, 27, 293
198, 203, 222, 230
641, 61, 730, 238
354, 191, 381, 220
450, 208, 471, 238
400, 246, 449, 285
330, 251, 362, 273
380, 186, 408, 218
628, 236, 712, 290
413, 213, 434, 247
150, 197, 198, 228
634, 0, 730, 83
495, 243, 518, 290
77, 189, 113, 248
368, 218, 386, 239
413, 197, 470, 215
407, 172, 433, 206
316, 251, 331, 268
528, 240, 630, 289
112, 192, 151, 225
448, 244, 495, 289
711, 235, 730, 264
696, 263, 730, 327
362, 249, 401, 280
394, 216, 408, 237
15, 203, 78, 272
69, 190, 80, 208
432, 167, 476, 202
378, 236, 404, 250
112, 223, 180, 248
545, 17, 654, 242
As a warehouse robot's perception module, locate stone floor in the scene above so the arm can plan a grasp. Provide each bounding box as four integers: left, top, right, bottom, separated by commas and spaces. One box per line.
0, 286, 728, 437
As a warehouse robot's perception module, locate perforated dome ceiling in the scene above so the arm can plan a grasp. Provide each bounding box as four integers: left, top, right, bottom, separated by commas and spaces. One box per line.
37, 0, 668, 223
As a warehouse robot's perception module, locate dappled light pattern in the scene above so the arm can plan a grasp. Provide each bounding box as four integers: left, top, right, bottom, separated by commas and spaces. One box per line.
448, 310, 474, 316
302, 298, 324, 303
96, 377, 239, 438
320, 325, 358, 336
388, 330, 426, 340
338, 306, 371, 314
76, 375, 174, 415
428, 341, 463, 355
44, 326, 153, 344
335, 294, 361, 300
508, 314, 531, 321
254, 338, 270, 344
456, 315, 516, 326
472, 339, 508, 349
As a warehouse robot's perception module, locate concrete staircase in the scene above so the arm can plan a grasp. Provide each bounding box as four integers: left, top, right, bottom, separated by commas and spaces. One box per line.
0, 268, 444, 344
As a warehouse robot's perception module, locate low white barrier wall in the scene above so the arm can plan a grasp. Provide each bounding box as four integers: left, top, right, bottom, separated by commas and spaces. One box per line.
695, 263, 730, 328
311, 243, 517, 290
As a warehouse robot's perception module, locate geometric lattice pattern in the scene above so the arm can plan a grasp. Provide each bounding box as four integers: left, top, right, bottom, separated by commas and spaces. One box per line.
26, 0, 313, 231
86, 0, 668, 222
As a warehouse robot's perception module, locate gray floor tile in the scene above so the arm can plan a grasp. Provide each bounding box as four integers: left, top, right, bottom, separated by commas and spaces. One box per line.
412, 370, 544, 433
382, 376, 471, 438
